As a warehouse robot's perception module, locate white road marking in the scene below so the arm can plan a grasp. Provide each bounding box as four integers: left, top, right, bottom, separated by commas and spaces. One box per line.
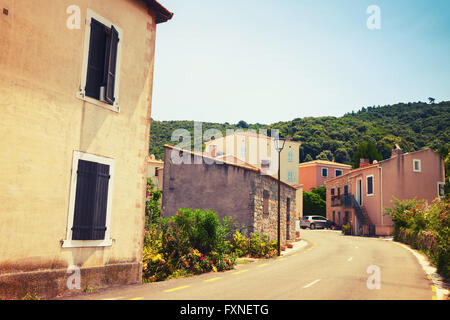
303, 279, 321, 288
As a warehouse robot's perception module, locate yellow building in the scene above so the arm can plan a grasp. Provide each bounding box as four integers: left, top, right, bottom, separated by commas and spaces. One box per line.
205, 132, 303, 218
0, 0, 172, 299
205, 131, 301, 185
147, 154, 164, 189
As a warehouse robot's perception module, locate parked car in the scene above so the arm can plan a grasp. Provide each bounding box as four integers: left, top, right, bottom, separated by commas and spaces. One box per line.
300, 215, 335, 230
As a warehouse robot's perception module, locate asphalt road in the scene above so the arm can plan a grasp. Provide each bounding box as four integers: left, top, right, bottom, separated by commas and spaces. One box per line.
62, 230, 434, 300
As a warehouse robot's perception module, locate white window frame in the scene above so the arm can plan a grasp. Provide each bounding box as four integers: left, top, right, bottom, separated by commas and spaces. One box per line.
335, 169, 343, 177
413, 159, 421, 172
366, 174, 374, 196
62, 151, 115, 248
76, 9, 123, 113
321, 168, 328, 177
437, 182, 445, 198
239, 145, 246, 158
287, 170, 294, 183
287, 150, 294, 162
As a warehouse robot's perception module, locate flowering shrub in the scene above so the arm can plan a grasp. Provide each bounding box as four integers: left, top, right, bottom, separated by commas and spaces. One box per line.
142, 209, 236, 283
385, 197, 449, 278
227, 231, 278, 259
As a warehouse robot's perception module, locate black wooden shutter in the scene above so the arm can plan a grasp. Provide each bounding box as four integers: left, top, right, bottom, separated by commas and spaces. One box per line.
85, 19, 107, 100
105, 25, 119, 104
72, 160, 110, 240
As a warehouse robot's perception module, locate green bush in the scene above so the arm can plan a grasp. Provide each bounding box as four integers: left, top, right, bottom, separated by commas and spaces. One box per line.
385, 198, 449, 278
227, 231, 278, 259
142, 209, 236, 283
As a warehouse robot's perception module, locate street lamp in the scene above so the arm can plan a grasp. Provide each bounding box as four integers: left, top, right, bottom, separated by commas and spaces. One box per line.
274, 134, 286, 256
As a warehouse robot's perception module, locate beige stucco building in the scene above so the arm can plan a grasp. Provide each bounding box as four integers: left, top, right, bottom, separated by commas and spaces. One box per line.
205, 132, 303, 217
0, 0, 172, 299
205, 131, 301, 185
147, 154, 164, 189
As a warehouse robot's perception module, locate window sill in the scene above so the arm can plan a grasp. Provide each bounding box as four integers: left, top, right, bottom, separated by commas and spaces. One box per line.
61, 239, 113, 248
76, 92, 120, 113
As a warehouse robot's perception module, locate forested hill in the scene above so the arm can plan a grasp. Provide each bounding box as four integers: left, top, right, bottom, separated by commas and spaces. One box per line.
149, 101, 450, 164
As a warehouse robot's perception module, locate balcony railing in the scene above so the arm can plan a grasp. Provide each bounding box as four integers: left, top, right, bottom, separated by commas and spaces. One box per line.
330, 194, 366, 225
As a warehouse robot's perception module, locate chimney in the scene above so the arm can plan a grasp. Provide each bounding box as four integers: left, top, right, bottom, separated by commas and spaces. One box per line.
261, 159, 270, 174
391, 144, 402, 158
359, 158, 370, 168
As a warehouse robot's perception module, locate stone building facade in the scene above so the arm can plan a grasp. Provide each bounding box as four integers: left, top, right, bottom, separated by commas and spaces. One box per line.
162, 146, 297, 243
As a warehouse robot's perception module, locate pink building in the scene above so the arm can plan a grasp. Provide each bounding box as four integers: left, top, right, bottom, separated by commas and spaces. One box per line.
298, 160, 352, 191
325, 147, 445, 236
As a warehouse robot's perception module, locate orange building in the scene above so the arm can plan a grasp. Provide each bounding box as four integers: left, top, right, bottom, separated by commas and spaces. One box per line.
298, 160, 352, 191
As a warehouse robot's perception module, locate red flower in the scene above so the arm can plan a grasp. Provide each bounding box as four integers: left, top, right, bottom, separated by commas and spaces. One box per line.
190, 250, 193, 254
209, 261, 213, 264
224, 259, 227, 262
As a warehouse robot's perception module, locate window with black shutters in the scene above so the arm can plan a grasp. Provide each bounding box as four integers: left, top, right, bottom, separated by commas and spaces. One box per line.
71, 159, 110, 240
77, 10, 122, 112
366, 175, 374, 196
85, 19, 119, 105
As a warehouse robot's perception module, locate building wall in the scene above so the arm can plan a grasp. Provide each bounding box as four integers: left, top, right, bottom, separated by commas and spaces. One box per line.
325, 149, 445, 236
162, 147, 296, 243
206, 134, 300, 185
147, 157, 164, 189
325, 165, 382, 235
251, 176, 297, 243
0, 0, 158, 299
299, 163, 351, 191
162, 147, 255, 228
381, 149, 445, 211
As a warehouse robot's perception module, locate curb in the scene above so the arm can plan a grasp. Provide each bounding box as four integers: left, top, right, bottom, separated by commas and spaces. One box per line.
281, 239, 308, 256
392, 240, 449, 300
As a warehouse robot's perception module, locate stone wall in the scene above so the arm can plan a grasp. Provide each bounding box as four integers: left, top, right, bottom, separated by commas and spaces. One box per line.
251, 175, 297, 244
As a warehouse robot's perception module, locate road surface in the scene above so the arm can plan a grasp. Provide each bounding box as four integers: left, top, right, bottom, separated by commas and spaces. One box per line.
62, 230, 434, 300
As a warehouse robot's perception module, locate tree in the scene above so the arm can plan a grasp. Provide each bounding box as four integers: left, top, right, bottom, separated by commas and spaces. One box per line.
316, 150, 333, 161
352, 141, 382, 168
310, 186, 326, 201
334, 148, 351, 163
236, 120, 249, 129
303, 191, 326, 217
304, 154, 313, 162
428, 97, 435, 104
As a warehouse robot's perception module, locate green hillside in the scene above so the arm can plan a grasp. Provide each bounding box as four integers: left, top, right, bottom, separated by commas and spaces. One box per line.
149, 101, 450, 165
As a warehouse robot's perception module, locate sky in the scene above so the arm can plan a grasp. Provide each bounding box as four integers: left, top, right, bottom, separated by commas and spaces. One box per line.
151, 0, 450, 125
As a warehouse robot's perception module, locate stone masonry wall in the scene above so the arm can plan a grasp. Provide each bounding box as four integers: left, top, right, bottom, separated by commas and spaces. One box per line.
250, 175, 296, 244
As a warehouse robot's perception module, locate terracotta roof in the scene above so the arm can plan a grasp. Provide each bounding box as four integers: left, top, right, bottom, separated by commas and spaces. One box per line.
164, 145, 297, 190
298, 160, 352, 169
214, 154, 258, 170
142, 0, 173, 24
324, 163, 379, 183
164, 145, 259, 172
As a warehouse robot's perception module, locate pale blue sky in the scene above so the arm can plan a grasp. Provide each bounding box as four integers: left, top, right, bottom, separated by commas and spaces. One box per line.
152, 0, 450, 124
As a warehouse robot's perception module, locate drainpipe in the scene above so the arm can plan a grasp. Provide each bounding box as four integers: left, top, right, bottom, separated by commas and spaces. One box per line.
380, 165, 383, 226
